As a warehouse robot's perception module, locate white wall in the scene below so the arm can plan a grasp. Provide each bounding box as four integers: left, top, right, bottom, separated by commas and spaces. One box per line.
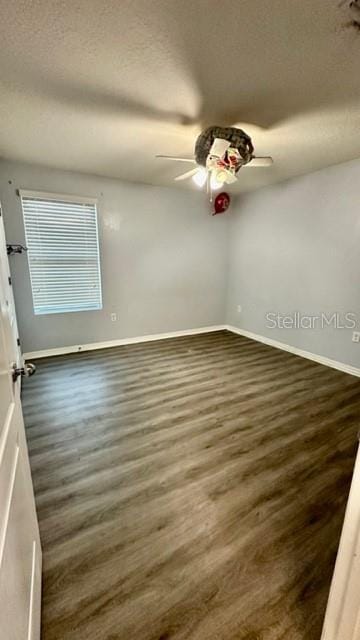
0, 160, 229, 353
226, 158, 360, 368
2, 157, 360, 368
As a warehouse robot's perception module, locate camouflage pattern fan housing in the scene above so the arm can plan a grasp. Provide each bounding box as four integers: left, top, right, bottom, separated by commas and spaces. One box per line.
195, 126, 254, 170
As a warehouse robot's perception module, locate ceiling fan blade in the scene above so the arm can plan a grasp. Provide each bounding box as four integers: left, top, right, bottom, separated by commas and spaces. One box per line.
246, 156, 274, 167
174, 168, 199, 181
156, 155, 196, 163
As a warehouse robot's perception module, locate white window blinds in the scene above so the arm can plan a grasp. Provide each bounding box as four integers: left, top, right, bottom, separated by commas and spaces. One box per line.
20, 191, 102, 315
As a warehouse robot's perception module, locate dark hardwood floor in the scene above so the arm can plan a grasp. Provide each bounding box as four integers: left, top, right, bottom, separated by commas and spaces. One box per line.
22, 330, 360, 640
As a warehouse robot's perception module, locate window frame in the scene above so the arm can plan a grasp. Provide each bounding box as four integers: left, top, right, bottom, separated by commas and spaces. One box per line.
20, 189, 103, 316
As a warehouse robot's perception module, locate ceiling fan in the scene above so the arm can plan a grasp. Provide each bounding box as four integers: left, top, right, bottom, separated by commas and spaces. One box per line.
156, 126, 273, 194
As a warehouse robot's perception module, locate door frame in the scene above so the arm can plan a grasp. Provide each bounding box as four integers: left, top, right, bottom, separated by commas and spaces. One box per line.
322, 441, 360, 640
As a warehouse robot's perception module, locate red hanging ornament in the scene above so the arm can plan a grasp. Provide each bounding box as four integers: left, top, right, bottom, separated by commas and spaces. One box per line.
213, 192, 230, 215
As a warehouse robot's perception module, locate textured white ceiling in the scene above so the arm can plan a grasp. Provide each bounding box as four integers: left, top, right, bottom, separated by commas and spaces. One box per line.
1, 0, 360, 192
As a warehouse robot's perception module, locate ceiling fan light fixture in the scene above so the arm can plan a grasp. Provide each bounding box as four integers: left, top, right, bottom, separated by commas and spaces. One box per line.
210, 174, 224, 190
192, 168, 207, 188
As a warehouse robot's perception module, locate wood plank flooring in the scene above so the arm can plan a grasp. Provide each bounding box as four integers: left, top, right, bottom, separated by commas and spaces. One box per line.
22, 330, 360, 640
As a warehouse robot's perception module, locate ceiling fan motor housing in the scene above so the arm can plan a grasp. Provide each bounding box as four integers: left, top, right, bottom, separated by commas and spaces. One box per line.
195, 126, 254, 170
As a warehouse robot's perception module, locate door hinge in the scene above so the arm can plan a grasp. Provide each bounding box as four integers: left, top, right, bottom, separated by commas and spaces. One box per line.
8, 276, 12, 286
17, 337, 21, 346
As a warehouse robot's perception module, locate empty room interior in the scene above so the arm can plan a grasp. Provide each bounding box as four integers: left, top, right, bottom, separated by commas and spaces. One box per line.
1, 2, 360, 640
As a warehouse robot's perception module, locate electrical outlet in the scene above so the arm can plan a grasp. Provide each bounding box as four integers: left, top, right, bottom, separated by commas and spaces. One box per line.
352, 331, 360, 343
111, 313, 117, 322
237, 305, 242, 313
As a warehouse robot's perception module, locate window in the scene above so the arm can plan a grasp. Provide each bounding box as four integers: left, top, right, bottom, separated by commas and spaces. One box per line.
20, 190, 102, 315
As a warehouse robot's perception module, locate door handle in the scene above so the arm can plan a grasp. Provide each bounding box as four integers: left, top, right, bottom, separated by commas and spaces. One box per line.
12, 362, 36, 382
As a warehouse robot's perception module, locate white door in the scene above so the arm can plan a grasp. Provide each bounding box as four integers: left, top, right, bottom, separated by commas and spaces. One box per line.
0, 203, 42, 640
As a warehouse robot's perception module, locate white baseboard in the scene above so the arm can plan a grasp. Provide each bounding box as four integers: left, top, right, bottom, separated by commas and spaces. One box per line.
24, 323, 360, 378
226, 324, 360, 378
23, 325, 227, 360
